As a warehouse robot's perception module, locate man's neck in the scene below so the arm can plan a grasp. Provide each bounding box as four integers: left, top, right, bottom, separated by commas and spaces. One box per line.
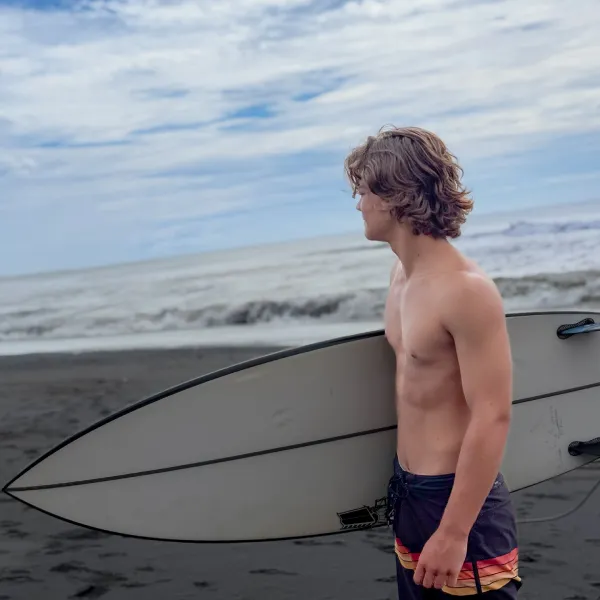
388, 226, 455, 279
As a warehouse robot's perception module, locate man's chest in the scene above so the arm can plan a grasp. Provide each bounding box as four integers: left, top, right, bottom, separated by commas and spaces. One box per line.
384, 281, 452, 362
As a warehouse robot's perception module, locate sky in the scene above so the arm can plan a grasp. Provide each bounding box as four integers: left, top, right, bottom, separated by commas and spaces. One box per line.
1, 0, 600, 276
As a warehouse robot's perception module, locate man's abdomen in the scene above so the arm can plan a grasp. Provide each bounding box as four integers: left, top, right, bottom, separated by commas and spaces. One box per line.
395, 381, 470, 476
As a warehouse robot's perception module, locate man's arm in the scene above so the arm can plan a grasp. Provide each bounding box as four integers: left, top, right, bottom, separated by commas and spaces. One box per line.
437, 273, 513, 539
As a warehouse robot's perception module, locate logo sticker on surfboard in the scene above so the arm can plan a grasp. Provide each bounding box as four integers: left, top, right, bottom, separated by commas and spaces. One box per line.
337, 497, 388, 530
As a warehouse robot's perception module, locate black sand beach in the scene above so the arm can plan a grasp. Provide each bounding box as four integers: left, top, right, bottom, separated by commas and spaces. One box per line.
1, 346, 599, 600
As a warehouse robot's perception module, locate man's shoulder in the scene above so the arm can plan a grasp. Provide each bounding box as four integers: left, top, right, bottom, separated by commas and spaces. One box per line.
444, 268, 499, 298
439, 269, 504, 332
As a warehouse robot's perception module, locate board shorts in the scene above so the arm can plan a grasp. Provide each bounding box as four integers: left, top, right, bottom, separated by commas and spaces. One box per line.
387, 456, 522, 598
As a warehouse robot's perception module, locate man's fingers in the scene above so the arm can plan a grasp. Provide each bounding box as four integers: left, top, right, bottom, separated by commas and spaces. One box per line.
432, 571, 448, 590
413, 562, 425, 586
446, 569, 460, 588
421, 568, 436, 589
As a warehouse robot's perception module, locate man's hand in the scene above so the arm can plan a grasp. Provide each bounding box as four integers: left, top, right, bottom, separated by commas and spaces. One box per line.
413, 528, 468, 590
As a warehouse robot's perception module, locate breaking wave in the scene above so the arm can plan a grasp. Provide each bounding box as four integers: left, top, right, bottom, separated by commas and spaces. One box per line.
2, 272, 600, 343
467, 218, 600, 240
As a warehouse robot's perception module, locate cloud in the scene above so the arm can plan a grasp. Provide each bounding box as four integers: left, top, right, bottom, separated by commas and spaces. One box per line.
1, 0, 600, 275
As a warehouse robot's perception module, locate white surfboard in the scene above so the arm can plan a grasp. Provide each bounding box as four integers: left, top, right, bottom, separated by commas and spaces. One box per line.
3, 310, 600, 542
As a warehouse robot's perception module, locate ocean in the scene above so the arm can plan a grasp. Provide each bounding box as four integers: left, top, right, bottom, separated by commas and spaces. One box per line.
1, 198, 600, 356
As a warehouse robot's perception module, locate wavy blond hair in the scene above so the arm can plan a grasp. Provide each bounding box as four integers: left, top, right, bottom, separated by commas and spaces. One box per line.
344, 125, 473, 239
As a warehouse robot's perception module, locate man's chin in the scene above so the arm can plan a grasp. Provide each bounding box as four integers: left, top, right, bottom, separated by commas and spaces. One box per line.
363, 228, 380, 242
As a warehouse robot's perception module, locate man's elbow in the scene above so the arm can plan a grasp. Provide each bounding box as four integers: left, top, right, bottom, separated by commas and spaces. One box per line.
492, 408, 512, 432
471, 399, 512, 429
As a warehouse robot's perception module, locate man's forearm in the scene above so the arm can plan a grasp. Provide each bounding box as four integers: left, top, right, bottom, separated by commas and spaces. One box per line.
438, 414, 511, 538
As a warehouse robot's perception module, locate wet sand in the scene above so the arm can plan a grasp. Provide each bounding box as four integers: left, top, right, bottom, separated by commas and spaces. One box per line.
1, 346, 599, 600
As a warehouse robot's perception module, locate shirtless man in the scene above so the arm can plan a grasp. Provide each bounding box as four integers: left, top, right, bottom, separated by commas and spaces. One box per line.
344, 127, 521, 598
